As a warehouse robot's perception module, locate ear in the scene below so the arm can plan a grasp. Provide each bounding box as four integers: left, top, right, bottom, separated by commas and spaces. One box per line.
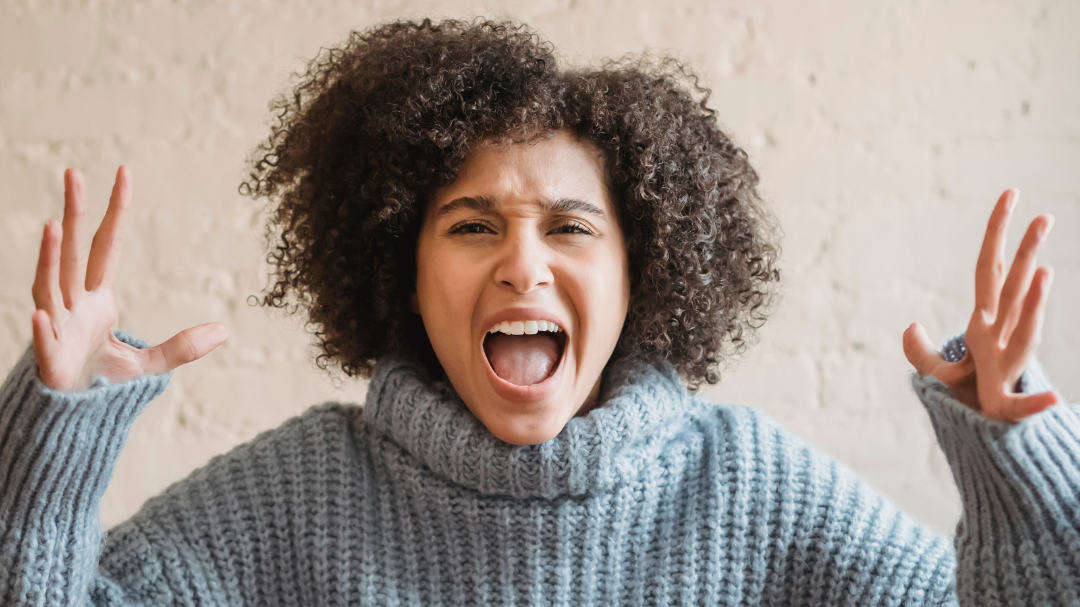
409, 292, 420, 314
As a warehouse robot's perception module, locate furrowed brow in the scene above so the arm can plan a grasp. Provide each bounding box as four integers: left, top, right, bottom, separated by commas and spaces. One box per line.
434, 195, 496, 219
433, 195, 605, 219
542, 197, 606, 218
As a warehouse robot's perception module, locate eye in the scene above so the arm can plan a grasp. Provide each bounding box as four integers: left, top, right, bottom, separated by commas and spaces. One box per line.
551, 221, 594, 236
449, 221, 493, 235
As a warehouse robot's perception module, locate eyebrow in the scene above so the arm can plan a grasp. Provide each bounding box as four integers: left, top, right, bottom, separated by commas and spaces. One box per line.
434, 195, 606, 219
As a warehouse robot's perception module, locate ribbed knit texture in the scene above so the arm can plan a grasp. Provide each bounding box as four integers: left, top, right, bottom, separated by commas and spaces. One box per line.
1, 330, 1078, 606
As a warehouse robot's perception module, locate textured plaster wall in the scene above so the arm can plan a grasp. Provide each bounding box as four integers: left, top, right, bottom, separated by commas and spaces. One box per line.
1, 0, 1077, 534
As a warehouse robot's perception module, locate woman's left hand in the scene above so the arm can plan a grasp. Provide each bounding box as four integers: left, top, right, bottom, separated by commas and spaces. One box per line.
903, 189, 1060, 422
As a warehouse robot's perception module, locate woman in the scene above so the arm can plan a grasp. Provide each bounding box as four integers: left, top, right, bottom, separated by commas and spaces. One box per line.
1, 18, 1076, 606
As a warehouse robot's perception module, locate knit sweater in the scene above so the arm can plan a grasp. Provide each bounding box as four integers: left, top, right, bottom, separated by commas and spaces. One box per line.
1, 331, 1079, 606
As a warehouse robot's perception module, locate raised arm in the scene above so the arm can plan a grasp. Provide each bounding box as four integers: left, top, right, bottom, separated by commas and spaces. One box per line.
913, 336, 1080, 607
904, 188, 1080, 606
0, 167, 227, 605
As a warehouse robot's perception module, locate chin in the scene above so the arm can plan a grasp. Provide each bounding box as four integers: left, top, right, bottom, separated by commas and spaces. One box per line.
475, 405, 570, 446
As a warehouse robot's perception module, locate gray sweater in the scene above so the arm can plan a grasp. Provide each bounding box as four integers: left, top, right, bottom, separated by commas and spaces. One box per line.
0, 330, 1078, 605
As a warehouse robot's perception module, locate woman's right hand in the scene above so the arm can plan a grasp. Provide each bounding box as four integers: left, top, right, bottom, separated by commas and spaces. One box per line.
31, 166, 228, 392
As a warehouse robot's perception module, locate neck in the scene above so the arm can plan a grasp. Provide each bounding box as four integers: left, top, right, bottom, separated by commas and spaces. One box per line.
573, 371, 605, 418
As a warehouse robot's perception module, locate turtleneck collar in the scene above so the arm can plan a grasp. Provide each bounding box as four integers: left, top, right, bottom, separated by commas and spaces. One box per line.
361, 353, 695, 499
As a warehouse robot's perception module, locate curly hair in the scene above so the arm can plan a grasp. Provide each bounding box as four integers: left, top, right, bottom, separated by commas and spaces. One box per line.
240, 17, 781, 391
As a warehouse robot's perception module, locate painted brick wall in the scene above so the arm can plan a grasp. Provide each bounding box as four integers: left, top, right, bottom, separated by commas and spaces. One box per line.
1, 0, 1077, 534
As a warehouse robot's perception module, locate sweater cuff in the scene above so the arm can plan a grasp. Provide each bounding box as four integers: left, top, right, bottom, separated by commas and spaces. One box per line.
0, 330, 170, 517
912, 332, 1080, 534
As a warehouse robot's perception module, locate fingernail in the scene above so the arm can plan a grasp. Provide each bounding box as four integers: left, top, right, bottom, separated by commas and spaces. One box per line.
1037, 216, 1053, 240
1008, 189, 1019, 211
209, 323, 229, 342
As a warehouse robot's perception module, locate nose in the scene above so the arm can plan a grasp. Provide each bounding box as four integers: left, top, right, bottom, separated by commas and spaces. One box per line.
492, 225, 553, 294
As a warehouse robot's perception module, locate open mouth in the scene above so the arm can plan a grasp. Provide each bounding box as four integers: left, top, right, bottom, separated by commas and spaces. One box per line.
482, 330, 568, 387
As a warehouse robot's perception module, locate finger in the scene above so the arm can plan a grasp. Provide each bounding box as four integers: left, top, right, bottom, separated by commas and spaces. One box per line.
59, 168, 87, 308
32, 219, 64, 318
995, 214, 1053, 343
974, 189, 1017, 321
903, 322, 945, 376
992, 391, 1058, 422
31, 309, 57, 367
1003, 266, 1053, 373
140, 322, 229, 375
86, 166, 132, 290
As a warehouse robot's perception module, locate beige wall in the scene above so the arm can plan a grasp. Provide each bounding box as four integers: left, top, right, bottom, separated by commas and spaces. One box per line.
1, 0, 1077, 534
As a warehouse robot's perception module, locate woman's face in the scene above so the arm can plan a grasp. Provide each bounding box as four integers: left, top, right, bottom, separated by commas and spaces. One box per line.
414, 130, 631, 445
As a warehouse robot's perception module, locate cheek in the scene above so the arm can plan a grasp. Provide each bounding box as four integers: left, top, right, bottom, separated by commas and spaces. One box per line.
567, 244, 630, 340
416, 245, 482, 346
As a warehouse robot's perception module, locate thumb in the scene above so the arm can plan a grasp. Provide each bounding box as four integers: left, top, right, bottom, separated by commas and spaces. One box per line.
903, 322, 943, 376
140, 322, 228, 375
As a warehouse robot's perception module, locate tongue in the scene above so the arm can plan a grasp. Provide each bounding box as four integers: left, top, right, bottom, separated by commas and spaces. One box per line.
484, 333, 560, 386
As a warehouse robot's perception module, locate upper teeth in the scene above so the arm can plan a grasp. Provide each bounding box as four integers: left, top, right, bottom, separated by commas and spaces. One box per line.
487, 320, 563, 335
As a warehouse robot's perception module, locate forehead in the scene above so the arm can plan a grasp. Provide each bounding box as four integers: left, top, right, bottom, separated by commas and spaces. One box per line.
431, 131, 613, 213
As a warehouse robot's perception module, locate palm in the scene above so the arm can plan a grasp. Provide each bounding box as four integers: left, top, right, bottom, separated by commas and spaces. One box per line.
32, 167, 227, 392
41, 290, 124, 391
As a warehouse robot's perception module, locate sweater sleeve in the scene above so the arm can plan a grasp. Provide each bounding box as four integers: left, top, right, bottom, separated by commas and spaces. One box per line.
913, 332, 1080, 606
0, 331, 170, 606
